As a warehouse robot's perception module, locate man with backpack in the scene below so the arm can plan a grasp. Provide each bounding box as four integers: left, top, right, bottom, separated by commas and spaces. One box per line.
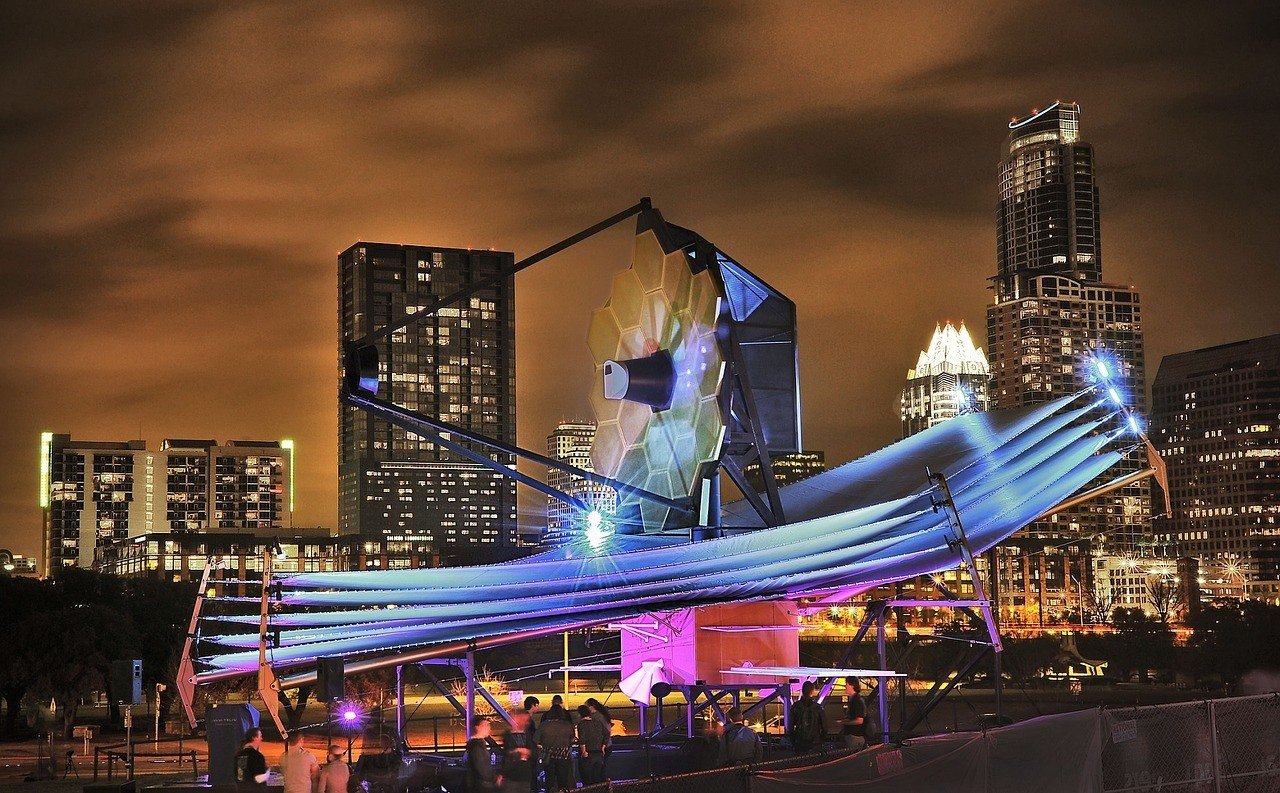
721, 707, 763, 766
788, 681, 827, 754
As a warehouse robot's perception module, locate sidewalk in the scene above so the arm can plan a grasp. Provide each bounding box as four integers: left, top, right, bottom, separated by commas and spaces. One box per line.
0, 734, 208, 787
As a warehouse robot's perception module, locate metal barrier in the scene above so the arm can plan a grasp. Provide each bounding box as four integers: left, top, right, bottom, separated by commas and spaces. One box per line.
1103, 693, 1280, 793
92, 742, 200, 782
578, 694, 1280, 793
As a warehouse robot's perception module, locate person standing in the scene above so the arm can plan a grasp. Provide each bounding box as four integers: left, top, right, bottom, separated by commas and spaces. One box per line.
279, 731, 319, 793
466, 719, 499, 792
584, 698, 614, 741
540, 695, 569, 725
316, 745, 350, 793
235, 728, 269, 789
522, 697, 540, 792
535, 705, 576, 792
788, 681, 827, 754
575, 705, 609, 786
502, 711, 535, 793
838, 678, 868, 751
721, 707, 763, 766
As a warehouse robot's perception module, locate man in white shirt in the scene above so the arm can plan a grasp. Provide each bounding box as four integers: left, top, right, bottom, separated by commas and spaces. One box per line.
279, 731, 319, 793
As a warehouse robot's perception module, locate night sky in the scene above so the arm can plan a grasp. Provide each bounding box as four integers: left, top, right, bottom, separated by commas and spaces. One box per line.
3, 2, 1278, 557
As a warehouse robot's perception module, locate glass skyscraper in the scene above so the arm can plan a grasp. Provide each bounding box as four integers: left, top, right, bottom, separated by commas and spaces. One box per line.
338, 243, 518, 556
1151, 334, 1280, 605
986, 102, 1151, 621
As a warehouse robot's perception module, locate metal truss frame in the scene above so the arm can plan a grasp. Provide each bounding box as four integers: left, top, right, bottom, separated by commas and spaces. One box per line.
808, 468, 1005, 744
639, 682, 794, 741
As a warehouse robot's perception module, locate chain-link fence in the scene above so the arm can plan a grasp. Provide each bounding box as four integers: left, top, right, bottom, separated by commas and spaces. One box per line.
1103, 694, 1280, 793
582, 694, 1279, 792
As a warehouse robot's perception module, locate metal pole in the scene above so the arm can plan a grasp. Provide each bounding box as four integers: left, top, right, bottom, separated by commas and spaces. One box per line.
685, 689, 694, 737
876, 608, 890, 745
993, 649, 1003, 724
125, 706, 134, 780
1207, 699, 1223, 793
154, 684, 161, 751
395, 665, 405, 743
464, 652, 476, 737
563, 632, 570, 696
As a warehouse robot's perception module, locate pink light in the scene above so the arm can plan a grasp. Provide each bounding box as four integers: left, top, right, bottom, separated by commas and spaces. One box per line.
342, 709, 358, 722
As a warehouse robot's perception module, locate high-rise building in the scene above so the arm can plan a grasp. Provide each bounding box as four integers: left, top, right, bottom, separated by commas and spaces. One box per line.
995, 102, 1100, 294
986, 101, 1151, 619
338, 243, 518, 555
1151, 333, 1280, 605
901, 321, 991, 437
544, 420, 616, 546
883, 325, 989, 623
742, 451, 826, 493
40, 433, 294, 576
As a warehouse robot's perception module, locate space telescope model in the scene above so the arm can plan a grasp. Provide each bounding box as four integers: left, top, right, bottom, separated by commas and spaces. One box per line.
176, 199, 1166, 737
588, 208, 800, 535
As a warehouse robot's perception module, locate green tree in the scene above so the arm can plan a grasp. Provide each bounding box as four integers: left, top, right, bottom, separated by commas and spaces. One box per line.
119, 576, 198, 722
1189, 602, 1280, 688
0, 575, 46, 735
1108, 607, 1174, 684
14, 605, 141, 737
999, 635, 1063, 683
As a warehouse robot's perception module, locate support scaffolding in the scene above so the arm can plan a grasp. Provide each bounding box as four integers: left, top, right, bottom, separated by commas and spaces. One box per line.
811, 468, 1005, 743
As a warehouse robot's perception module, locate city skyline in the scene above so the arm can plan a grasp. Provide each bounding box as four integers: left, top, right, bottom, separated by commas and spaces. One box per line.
3, 4, 1280, 556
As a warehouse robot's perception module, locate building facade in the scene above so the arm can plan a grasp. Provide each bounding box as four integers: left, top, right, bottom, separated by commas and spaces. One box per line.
987, 100, 1151, 564
0, 549, 39, 577
1151, 333, 1280, 605
545, 420, 616, 547
742, 451, 827, 493
93, 527, 440, 583
40, 433, 293, 577
901, 321, 991, 437
338, 243, 518, 556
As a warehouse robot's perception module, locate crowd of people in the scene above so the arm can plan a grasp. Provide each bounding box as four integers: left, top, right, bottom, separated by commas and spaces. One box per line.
466, 695, 615, 792
234, 727, 350, 793
230, 680, 869, 792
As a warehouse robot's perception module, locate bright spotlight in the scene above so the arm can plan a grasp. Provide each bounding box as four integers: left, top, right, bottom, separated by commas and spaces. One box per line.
342, 708, 359, 723
1107, 387, 1123, 406
1127, 415, 1142, 434
584, 508, 613, 550
1088, 352, 1122, 388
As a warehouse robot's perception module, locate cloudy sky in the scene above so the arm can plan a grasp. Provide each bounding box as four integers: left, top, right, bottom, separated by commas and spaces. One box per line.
2, 1, 1278, 557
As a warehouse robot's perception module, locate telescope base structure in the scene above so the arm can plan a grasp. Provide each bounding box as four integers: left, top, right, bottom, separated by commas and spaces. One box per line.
618, 601, 800, 690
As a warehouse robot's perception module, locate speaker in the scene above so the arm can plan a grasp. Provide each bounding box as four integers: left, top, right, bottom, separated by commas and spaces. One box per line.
316, 656, 345, 703
208, 703, 259, 786
110, 659, 142, 706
